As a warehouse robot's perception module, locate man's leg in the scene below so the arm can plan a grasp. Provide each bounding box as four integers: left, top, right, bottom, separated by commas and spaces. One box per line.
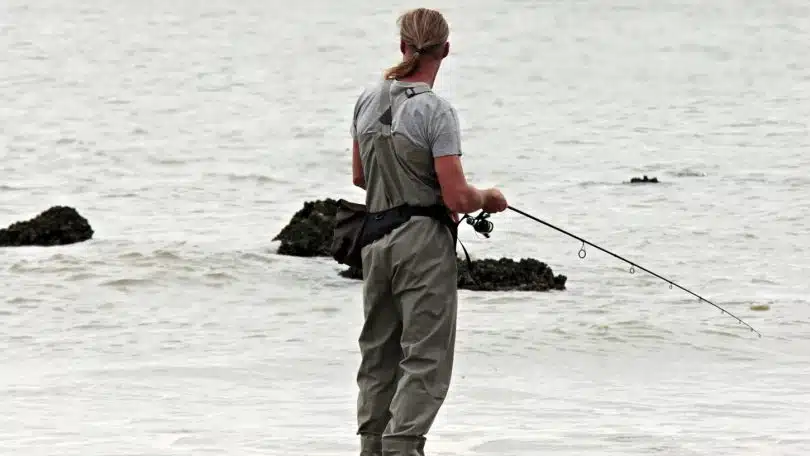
383, 222, 458, 455
357, 244, 402, 455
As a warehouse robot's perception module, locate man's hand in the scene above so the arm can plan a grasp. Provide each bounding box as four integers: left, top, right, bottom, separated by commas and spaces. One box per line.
481, 188, 508, 213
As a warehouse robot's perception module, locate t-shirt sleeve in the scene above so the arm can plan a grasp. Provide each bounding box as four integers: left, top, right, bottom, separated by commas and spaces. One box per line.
350, 88, 371, 140
349, 96, 360, 140
427, 106, 462, 158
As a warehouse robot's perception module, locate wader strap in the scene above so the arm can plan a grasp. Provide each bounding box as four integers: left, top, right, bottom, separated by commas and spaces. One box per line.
379, 83, 430, 130
361, 203, 453, 251
378, 79, 393, 135
374, 80, 406, 206
404, 86, 431, 98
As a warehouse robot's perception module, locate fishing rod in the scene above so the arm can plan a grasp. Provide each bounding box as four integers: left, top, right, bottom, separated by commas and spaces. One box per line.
463, 205, 762, 338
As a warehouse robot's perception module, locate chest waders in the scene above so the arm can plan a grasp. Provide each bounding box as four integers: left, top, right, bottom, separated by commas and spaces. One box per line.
354, 80, 460, 456
331, 87, 458, 271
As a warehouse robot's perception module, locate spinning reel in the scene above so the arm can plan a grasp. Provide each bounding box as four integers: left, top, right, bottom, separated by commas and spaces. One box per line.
464, 211, 495, 238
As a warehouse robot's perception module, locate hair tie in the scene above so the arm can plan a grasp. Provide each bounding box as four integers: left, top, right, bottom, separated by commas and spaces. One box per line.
413, 44, 430, 55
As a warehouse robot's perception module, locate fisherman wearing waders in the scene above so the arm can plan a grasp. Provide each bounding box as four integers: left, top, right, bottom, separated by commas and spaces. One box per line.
347, 8, 508, 456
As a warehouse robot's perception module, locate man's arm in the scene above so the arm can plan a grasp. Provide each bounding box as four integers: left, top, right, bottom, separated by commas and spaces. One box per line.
428, 107, 489, 214
351, 139, 365, 189
348, 90, 366, 190
434, 155, 486, 214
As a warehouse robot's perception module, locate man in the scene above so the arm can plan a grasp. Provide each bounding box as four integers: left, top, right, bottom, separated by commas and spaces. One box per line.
349, 8, 508, 456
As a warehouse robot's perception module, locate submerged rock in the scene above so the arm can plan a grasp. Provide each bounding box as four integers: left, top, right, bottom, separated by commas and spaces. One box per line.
457, 257, 566, 291
276, 199, 567, 292
629, 175, 659, 184
339, 258, 567, 291
272, 198, 340, 257
339, 265, 363, 280
0, 206, 94, 247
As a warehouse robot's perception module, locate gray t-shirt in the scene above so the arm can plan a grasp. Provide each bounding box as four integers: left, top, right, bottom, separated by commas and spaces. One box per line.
350, 79, 462, 158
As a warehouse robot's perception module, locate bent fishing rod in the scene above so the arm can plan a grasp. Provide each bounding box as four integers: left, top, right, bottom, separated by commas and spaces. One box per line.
462, 205, 762, 338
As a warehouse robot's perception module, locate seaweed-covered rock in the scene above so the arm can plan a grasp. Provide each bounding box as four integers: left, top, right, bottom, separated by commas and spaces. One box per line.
0, 206, 94, 247
272, 198, 340, 256
457, 257, 566, 291
338, 258, 566, 292
629, 175, 659, 184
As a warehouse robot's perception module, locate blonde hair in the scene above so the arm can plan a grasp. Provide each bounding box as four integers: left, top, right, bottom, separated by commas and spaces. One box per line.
384, 8, 450, 80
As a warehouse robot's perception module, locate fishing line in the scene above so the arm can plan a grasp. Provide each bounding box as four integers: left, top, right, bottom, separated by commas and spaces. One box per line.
465, 205, 762, 337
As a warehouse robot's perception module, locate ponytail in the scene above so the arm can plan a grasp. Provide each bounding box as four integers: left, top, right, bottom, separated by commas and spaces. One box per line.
384, 52, 421, 80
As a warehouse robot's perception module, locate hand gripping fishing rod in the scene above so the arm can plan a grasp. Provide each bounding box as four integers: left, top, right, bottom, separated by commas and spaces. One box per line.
463, 206, 762, 337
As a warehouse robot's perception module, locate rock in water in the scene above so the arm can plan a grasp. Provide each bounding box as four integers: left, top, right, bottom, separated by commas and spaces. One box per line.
272, 198, 340, 256
458, 257, 566, 291
629, 175, 659, 184
0, 206, 94, 247
339, 265, 363, 280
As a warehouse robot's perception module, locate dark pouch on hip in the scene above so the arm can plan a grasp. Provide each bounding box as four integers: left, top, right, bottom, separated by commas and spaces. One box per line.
331, 199, 368, 269
331, 201, 420, 270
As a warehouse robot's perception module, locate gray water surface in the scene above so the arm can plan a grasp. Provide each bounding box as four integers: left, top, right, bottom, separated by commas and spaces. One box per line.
2, 0, 809, 455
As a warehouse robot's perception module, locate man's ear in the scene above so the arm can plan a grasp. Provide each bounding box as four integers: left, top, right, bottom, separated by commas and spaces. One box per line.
442, 42, 450, 58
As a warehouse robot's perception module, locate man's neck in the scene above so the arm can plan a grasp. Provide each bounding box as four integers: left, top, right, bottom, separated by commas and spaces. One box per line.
398, 63, 439, 87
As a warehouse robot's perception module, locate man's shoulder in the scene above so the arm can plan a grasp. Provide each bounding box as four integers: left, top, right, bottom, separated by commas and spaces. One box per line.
396, 82, 457, 116
431, 94, 459, 123
354, 80, 382, 107
416, 91, 459, 128
425, 90, 454, 110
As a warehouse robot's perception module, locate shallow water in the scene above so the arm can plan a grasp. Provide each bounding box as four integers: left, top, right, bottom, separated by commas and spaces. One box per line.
2, 0, 809, 455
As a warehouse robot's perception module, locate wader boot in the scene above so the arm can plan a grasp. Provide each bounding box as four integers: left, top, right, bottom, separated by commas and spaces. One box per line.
382, 436, 427, 456
360, 433, 382, 456
355, 79, 459, 456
